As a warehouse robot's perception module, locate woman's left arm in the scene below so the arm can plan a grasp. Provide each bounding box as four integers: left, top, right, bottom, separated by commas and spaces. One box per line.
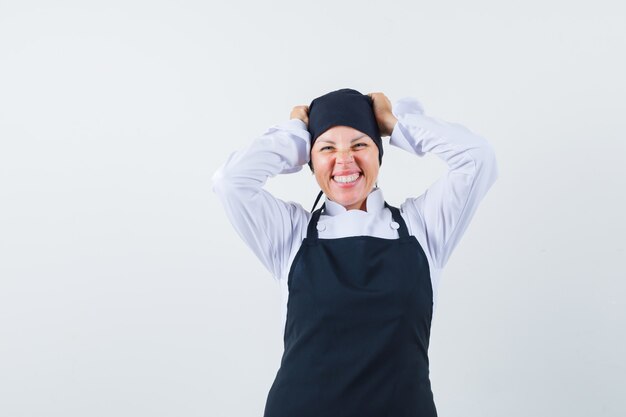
388, 97, 499, 269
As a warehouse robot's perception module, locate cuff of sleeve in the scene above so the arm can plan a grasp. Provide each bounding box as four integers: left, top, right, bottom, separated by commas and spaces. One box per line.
389, 97, 427, 156
284, 119, 310, 165
392, 97, 425, 118
266, 118, 310, 140
388, 120, 423, 157
274, 118, 309, 134
261, 119, 311, 172
285, 118, 308, 131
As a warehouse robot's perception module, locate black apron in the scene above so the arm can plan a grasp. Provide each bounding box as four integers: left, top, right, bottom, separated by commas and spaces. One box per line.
263, 201, 437, 417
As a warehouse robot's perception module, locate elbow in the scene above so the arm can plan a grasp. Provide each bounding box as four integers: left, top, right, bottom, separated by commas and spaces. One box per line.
211, 162, 259, 200
476, 141, 499, 186
211, 164, 230, 195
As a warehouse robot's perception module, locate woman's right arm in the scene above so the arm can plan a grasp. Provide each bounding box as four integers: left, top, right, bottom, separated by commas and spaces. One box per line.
211, 117, 311, 281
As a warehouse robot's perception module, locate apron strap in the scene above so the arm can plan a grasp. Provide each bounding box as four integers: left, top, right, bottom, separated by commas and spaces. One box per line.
310, 190, 324, 213
384, 202, 410, 238
306, 203, 325, 240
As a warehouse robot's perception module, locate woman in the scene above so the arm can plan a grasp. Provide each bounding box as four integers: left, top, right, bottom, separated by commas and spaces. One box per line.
212, 88, 498, 416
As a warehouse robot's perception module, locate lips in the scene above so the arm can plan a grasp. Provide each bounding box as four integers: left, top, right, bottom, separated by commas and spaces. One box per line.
332, 172, 362, 187
332, 170, 361, 177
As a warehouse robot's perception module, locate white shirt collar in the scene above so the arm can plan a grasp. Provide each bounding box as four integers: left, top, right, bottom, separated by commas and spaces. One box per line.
323, 187, 385, 216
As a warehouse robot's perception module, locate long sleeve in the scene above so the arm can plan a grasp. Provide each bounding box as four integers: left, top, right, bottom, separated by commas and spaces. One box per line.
390, 97, 499, 269
211, 119, 312, 281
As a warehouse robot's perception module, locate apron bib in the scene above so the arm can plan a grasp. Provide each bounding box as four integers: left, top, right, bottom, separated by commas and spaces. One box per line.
263, 201, 437, 417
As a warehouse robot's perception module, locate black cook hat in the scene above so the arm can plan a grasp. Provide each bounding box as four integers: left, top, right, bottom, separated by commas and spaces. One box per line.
307, 88, 383, 171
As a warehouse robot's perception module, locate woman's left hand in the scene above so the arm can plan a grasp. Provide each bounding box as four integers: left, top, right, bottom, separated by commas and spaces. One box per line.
367, 92, 398, 137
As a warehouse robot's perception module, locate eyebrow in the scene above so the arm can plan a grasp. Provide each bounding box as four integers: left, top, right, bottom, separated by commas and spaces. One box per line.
317, 134, 367, 144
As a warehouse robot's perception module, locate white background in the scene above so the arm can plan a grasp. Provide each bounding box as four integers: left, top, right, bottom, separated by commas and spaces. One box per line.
1, 1, 624, 416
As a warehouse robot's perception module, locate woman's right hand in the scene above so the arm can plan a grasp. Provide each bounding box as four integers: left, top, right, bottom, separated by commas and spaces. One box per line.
290, 105, 309, 126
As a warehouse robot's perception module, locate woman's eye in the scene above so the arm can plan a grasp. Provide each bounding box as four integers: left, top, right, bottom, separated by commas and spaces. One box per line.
321, 146, 333, 151
354, 143, 366, 148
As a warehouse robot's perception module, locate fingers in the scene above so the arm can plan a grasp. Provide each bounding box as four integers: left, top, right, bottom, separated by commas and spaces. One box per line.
365, 92, 394, 135
291, 105, 309, 113
367, 92, 389, 106
290, 105, 310, 126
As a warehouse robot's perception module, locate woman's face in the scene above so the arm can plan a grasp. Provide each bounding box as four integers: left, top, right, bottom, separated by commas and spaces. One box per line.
311, 125, 379, 211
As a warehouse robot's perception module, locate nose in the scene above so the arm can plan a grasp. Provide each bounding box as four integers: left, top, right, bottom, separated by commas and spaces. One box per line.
336, 149, 355, 164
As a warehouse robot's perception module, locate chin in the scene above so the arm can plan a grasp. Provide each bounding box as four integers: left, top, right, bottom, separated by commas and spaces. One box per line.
336, 196, 362, 209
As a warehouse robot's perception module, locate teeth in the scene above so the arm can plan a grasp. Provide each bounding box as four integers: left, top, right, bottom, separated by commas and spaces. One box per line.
333, 173, 360, 183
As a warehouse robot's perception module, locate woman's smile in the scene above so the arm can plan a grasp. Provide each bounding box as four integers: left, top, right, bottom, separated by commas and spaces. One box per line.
332, 171, 362, 186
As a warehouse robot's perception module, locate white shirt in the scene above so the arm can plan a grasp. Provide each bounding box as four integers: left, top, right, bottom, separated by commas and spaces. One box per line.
212, 97, 499, 337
